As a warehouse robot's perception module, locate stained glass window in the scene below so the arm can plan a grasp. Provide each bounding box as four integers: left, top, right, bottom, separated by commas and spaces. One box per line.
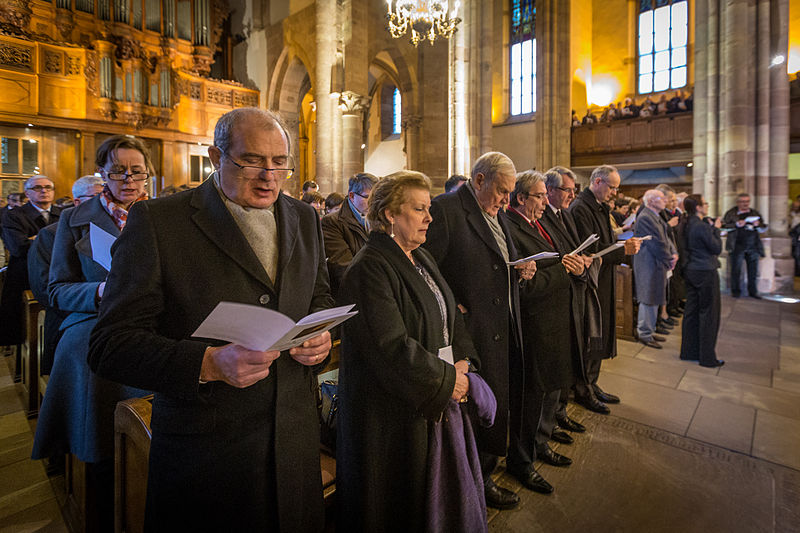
638, 0, 688, 94
510, 0, 535, 115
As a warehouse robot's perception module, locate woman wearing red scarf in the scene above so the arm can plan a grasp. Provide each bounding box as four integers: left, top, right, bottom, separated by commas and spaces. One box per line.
33, 135, 152, 530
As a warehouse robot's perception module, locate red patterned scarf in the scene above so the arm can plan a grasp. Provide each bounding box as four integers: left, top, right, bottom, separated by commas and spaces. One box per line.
99, 184, 148, 230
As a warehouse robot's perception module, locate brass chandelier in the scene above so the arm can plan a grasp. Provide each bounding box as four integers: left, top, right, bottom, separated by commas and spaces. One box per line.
385, 0, 462, 46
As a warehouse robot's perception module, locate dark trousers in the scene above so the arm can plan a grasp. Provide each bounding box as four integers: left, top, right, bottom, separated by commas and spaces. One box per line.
534, 389, 561, 454
506, 386, 547, 473
575, 358, 602, 400
730, 248, 760, 296
680, 269, 721, 365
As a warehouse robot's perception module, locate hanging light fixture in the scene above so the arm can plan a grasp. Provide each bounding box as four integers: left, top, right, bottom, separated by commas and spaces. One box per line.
386, 0, 462, 46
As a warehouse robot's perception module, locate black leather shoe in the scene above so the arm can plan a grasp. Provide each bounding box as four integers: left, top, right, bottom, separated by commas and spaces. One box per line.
640, 338, 663, 349
657, 321, 674, 330
556, 415, 586, 433
594, 388, 620, 404
484, 479, 520, 509
539, 447, 572, 467
575, 395, 611, 414
655, 326, 671, 335
662, 317, 678, 326
700, 359, 725, 368
551, 429, 574, 444
750, 294, 762, 299
652, 334, 666, 342
511, 467, 554, 494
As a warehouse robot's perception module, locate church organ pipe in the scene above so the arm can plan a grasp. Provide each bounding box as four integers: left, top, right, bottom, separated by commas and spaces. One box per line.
56, 0, 71, 8
98, 0, 110, 20
145, 0, 160, 32
100, 56, 113, 99
194, 0, 210, 46
76, 0, 94, 13
115, 0, 129, 24
160, 69, 170, 107
162, 0, 175, 37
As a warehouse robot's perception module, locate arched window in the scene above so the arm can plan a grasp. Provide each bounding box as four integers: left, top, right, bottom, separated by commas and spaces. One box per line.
638, 0, 688, 94
510, 0, 535, 115
392, 88, 402, 134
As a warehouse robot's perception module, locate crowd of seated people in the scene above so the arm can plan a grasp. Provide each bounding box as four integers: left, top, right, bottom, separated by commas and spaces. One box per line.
573, 90, 693, 126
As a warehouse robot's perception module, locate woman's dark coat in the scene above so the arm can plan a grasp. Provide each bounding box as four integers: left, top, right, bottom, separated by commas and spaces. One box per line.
505, 209, 573, 392
32, 195, 146, 462
336, 231, 478, 532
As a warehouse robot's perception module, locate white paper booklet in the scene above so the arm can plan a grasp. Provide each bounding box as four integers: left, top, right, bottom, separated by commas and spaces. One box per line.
506, 251, 560, 266
623, 213, 636, 226
744, 215, 760, 224
89, 222, 116, 271
568, 233, 599, 255
593, 242, 624, 258
193, 303, 357, 352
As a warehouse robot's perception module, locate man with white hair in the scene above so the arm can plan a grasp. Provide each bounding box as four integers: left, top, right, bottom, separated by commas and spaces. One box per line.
89, 107, 333, 531
424, 151, 537, 510
569, 165, 640, 414
0, 175, 62, 347
633, 189, 677, 348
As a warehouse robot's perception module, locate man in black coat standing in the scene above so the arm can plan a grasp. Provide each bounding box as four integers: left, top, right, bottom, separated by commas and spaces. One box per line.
0, 176, 61, 348
540, 166, 596, 433
424, 151, 537, 511
569, 165, 640, 414
722, 192, 767, 298
321, 172, 376, 298
89, 108, 333, 532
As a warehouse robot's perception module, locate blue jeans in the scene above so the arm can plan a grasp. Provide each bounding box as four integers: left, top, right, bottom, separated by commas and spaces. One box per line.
637, 303, 659, 341
730, 248, 760, 296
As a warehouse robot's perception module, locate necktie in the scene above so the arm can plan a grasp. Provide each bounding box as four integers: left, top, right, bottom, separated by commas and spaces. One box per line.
41, 210, 49, 224
534, 220, 554, 248
556, 209, 568, 232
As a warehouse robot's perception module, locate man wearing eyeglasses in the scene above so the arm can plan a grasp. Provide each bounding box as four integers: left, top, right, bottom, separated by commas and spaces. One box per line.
569, 165, 641, 415
27, 175, 105, 375
321, 172, 377, 298
0, 176, 62, 348
89, 108, 333, 532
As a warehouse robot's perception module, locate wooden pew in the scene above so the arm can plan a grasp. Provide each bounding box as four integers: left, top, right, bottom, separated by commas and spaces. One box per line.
615, 264, 637, 341
37, 309, 48, 412
20, 290, 42, 417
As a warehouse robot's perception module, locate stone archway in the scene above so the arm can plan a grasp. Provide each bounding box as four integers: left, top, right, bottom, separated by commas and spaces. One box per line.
270, 48, 314, 194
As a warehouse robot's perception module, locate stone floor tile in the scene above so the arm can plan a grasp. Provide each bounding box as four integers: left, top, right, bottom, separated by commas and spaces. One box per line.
772, 370, 800, 394
616, 339, 642, 357
716, 365, 773, 387
677, 370, 800, 420
723, 320, 780, 337
601, 354, 688, 389
752, 410, 800, 471
593, 372, 701, 435
0, 497, 68, 533
685, 397, 755, 454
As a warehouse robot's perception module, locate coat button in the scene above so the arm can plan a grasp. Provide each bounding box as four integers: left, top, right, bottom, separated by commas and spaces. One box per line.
493, 264, 500, 271
493, 297, 501, 305
493, 333, 501, 341
258, 294, 271, 305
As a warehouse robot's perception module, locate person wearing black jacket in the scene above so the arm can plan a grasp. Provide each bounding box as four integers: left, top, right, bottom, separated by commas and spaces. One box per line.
722, 193, 767, 298
680, 195, 724, 368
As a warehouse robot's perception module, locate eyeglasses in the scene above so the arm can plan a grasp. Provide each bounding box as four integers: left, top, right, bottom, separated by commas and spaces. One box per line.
223, 152, 294, 180
524, 192, 547, 200
105, 170, 149, 181
602, 180, 620, 192
556, 186, 576, 194
27, 185, 54, 192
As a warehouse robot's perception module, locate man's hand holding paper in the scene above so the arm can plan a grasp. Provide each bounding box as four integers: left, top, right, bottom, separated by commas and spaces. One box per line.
290, 330, 332, 366
200, 344, 281, 388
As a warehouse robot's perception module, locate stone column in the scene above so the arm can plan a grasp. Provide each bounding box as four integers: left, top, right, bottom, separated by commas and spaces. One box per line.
693, 0, 791, 293
449, 0, 492, 175
402, 114, 422, 174
534, 0, 571, 170
339, 91, 368, 187
314, 0, 338, 192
